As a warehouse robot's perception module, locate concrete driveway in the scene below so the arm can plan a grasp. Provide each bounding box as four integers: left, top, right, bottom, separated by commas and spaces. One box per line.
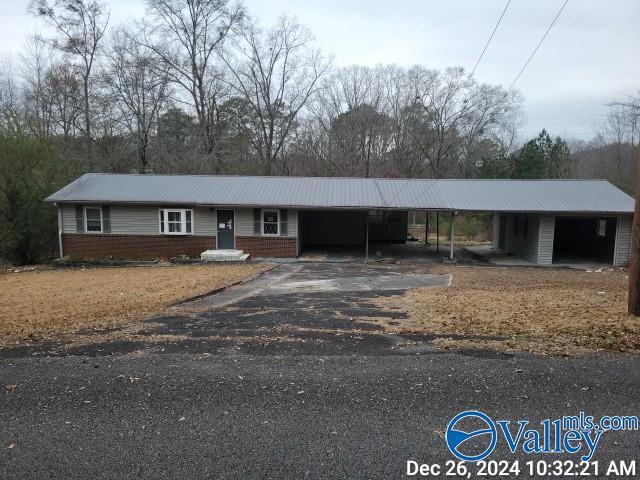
1, 262, 639, 479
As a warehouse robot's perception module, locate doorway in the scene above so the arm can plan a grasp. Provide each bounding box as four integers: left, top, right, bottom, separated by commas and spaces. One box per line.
217, 210, 235, 249
553, 216, 617, 264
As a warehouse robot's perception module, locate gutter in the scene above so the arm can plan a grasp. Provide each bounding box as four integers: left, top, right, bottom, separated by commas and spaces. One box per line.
56, 203, 64, 258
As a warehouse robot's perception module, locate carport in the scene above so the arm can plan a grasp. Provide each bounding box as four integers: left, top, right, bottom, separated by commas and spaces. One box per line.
553, 216, 617, 264
298, 207, 453, 263
299, 210, 367, 248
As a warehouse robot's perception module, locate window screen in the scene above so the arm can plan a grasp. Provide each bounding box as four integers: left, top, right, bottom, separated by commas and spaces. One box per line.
167, 211, 182, 233
85, 207, 102, 232
263, 211, 279, 235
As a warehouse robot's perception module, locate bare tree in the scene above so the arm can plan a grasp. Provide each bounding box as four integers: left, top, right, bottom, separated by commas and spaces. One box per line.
47, 63, 82, 140
305, 66, 387, 176
144, 0, 244, 172
222, 15, 331, 175
407, 66, 520, 178
104, 27, 171, 173
31, 0, 109, 168
0, 57, 25, 135
21, 36, 55, 139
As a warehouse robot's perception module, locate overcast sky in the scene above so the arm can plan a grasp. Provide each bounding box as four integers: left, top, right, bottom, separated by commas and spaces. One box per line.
2, 0, 638, 140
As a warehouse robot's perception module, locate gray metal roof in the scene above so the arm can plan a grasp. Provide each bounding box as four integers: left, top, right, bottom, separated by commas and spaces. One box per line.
45, 173, 635, 213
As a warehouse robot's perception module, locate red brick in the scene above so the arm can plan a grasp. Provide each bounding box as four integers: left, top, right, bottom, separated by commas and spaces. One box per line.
63, 234, 215, 260
235, 236, 297, 258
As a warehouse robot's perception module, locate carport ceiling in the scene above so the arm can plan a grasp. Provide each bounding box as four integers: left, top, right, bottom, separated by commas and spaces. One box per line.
47, 174, 635, 214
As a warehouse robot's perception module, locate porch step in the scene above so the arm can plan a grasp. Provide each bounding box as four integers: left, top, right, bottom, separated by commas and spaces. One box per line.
200, 249, 250, 262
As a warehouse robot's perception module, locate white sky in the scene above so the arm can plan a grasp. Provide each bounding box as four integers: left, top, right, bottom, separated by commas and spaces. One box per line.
2, 0, 638, 140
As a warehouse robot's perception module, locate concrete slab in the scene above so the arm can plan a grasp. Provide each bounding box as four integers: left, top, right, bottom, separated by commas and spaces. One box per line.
201, 249, 248, 262
267, 273, 451, 294
464, 245, 616, 270
290, 242, 478, 264
182, 262, 451, 308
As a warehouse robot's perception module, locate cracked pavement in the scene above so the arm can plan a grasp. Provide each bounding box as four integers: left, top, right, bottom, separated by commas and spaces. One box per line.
1, 262, 639, 479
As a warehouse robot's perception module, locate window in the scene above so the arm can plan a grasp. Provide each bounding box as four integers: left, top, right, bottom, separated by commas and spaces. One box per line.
262, 210, 279, 235
523, 217, 529, 239
159, 209, 193, 235
84, 207, 103, 233
514, 216, 519, 235
597, 219, 607, 237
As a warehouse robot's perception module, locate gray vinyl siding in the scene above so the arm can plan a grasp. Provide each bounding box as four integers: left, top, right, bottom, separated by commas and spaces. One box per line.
60, 204, 216, 235
537, 215, 555, 265
194, 208, 216, 236
502, 214, 540, 263
235, 208, 298, 238
492, 214, 500, 249
614, 214, 632, 266
235, 209, 254, 236
288, 210, 298, 237
110, 206, 158, 234
61, 204, 77, 232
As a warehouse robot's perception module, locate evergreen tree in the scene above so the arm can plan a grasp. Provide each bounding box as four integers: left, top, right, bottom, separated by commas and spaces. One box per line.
512, 129, 571, 179
0, 135, 66, 264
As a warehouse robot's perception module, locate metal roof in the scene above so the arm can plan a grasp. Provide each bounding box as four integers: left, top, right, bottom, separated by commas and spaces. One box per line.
45, 173, 635, 213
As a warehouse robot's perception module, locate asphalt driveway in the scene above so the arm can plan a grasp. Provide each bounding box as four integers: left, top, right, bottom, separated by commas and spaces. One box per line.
1, 263, 639, 479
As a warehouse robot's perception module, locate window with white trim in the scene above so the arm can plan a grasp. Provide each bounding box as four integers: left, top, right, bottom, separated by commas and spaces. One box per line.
159, 208, 193, 235
597, 219, 607, 237
262, 210, 279, 235
84, 206, 103, 233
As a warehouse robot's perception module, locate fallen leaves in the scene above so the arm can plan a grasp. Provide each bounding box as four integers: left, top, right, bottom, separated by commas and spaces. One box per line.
380, 265, 639, 356
0, 263, 270, 346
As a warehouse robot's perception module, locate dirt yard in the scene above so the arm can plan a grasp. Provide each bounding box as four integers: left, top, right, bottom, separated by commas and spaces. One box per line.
384, 265, 639, 355
0, 263, 269, 346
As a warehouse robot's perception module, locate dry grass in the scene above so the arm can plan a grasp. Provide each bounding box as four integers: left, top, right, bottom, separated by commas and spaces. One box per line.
0, 263, 270, 345
384, 265, 640, 355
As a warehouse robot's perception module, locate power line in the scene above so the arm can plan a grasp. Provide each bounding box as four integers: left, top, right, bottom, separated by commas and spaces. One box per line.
470, 0, 513, 77
509, 0, 570, 90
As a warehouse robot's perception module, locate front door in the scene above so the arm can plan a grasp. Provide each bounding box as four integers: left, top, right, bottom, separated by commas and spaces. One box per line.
217, 210, 235, 249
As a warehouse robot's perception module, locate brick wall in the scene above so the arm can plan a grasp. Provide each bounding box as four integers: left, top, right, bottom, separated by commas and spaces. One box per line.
235, 236, 297, 258
63, 234, 215, 259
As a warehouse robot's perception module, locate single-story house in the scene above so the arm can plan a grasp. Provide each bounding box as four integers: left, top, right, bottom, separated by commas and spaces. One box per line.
45, 173, 635, 266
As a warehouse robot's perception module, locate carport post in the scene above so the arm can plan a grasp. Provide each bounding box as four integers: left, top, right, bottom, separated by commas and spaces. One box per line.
424, 211, 429, 246
364, 212, 369, 264
449, 211, 455, 260
436, 212, 440, 253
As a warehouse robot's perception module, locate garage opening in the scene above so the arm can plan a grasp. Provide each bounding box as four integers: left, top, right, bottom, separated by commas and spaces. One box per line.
298, 210, 408, 256
553, 216, 617, 264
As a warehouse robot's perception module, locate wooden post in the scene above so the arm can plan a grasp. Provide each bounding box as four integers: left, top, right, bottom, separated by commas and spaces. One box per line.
629, 151, 640, 315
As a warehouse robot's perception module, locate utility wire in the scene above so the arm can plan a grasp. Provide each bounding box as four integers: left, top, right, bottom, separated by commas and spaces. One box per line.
470, 0, 513, 77
509, 0, 570, 90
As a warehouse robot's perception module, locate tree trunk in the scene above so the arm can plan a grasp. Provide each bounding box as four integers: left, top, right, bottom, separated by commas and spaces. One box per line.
628, 149, 640, 315
83, 79, 92, 170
